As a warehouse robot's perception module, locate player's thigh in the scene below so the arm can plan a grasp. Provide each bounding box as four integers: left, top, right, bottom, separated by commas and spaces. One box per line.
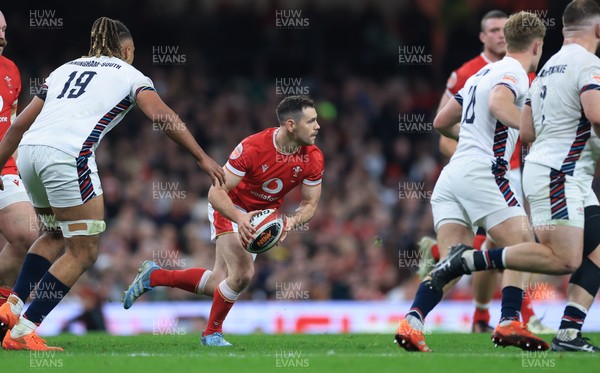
535, 224, 583, 268
487, 215, 533, 247
0, 201, 38, 247
215, 233, 255, 277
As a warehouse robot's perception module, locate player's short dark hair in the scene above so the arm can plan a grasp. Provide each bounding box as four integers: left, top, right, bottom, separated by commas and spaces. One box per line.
276, 95, 315, 124
563, 0, 600, 28
481, 10, 508, 32
114, 20, 132, 42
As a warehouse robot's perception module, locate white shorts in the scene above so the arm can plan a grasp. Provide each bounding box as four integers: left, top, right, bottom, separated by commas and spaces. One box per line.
507, 167, 524, 206
523, 162, 586, 228
0, 174, 30, 210
17, 145, 103, 209
431, 157, 526, 232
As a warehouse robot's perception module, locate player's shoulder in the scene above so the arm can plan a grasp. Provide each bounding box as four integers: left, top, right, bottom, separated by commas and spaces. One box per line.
448, 54, 489, 92
242, 127, 277, 147
455, 54, 489, 77
0, 55, 19, 75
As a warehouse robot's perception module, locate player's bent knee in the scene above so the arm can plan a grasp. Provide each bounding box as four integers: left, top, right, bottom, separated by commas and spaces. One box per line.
229, 268, 254, 290
58, 219, 106, 238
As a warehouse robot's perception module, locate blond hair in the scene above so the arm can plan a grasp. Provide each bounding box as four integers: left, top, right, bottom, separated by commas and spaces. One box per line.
88, 17, 130, 58
504, 11, 546, 53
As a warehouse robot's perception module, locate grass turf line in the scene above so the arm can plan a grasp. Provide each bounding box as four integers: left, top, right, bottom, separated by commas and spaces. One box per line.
2, 332, 598, 373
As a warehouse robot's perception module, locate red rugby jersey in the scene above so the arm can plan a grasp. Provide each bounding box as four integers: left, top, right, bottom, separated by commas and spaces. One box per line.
225, 127, 324, 211
0, 55, 20, 175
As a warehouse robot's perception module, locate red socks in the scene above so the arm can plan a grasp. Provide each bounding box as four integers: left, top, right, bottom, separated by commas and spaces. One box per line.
150, 268, 208, 294
521, 291, 535, 324
431, 244, 440, 262
473, 307, 491, 325
0, 286, 11, 306
203, 281, 239, 336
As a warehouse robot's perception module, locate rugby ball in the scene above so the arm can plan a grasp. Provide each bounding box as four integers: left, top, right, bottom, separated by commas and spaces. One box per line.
245, 209, 285, 254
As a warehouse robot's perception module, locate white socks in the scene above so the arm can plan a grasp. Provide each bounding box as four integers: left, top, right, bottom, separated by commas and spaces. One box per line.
217, 280, 240, 302
7, 294, 23, 316
10, 316, 37, 338
406, 314, 424, 332
196, 270, 213, 295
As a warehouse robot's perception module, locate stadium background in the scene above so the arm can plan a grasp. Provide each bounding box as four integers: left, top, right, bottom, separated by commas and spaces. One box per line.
2, 0, 592, 334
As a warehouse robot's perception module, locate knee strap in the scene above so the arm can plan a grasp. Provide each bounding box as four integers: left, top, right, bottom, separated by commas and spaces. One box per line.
58, 220, 106, 237
570, 257, 600, 297
584, 205, 600, 257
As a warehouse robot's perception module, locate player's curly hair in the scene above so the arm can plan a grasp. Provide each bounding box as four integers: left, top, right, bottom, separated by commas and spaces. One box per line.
504, 11, 546, 53
88, 17, 131, 59
276, 95, 315, 124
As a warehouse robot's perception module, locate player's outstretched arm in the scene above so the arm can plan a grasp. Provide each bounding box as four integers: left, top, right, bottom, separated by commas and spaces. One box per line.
581, 89, 600, 137
208, 168, 259, 247
520, 103, 535, 144
0, 96, 44, 190
488, 85, 520, 129
433, 97, 462, 140
136, 90, 225, 186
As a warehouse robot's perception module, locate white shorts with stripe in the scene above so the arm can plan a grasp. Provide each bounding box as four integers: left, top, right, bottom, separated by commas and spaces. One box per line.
431, 157, 526, 232
523, 162, 587, 228
17, 145, 103, 209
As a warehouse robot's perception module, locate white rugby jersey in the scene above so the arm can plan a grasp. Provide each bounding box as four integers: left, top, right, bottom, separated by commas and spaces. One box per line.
451, 56, 529, 165
20, 56, 154, 157
526, 43, 600, 177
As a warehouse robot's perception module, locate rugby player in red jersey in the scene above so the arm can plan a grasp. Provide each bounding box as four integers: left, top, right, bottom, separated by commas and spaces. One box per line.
417, 10, 552, 334
123, 95, 324, 346
0, 11, 64, 341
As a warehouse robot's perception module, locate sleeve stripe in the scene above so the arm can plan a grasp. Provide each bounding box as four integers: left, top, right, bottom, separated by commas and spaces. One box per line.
494, 82, 517, 99
525, 98, 531, 106
225, 161, 245, 177
135, 86, 156, 96
454, 93, 463, 106
36, 84, 48, 101
302, 178, 322, 186
581, 84, 600, 93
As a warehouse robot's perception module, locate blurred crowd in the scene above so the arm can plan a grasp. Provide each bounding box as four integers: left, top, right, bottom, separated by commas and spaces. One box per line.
4, 0, 575, 307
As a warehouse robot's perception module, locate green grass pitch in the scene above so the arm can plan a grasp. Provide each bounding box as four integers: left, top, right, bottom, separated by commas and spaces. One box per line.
2, 332, 598, 372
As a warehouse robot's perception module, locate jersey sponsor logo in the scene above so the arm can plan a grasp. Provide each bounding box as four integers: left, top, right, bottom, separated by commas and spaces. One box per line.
262, 164, 269, 172
262, 178, 284, 194
501, 74, 518, 85
12, 179, 19, 186
230, 143, 243, 159
0, 117, 7, 123
250, 190, 279, 202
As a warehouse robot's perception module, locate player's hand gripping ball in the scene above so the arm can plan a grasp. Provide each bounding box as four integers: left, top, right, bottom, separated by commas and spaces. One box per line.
245, 209, 285, 254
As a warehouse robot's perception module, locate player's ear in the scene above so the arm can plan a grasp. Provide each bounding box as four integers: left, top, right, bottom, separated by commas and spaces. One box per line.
479, 31, 486, 44
285, 118, 295, 132
532, 40, 542, 56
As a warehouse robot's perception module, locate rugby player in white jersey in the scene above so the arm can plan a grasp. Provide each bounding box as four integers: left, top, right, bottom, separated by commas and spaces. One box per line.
429, 0, 600, 353
395, 11, 548, 352
0, 17, 225, 350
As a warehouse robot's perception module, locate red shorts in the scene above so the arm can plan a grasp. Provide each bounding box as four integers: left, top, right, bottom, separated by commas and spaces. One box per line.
208, 203, 244, 242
